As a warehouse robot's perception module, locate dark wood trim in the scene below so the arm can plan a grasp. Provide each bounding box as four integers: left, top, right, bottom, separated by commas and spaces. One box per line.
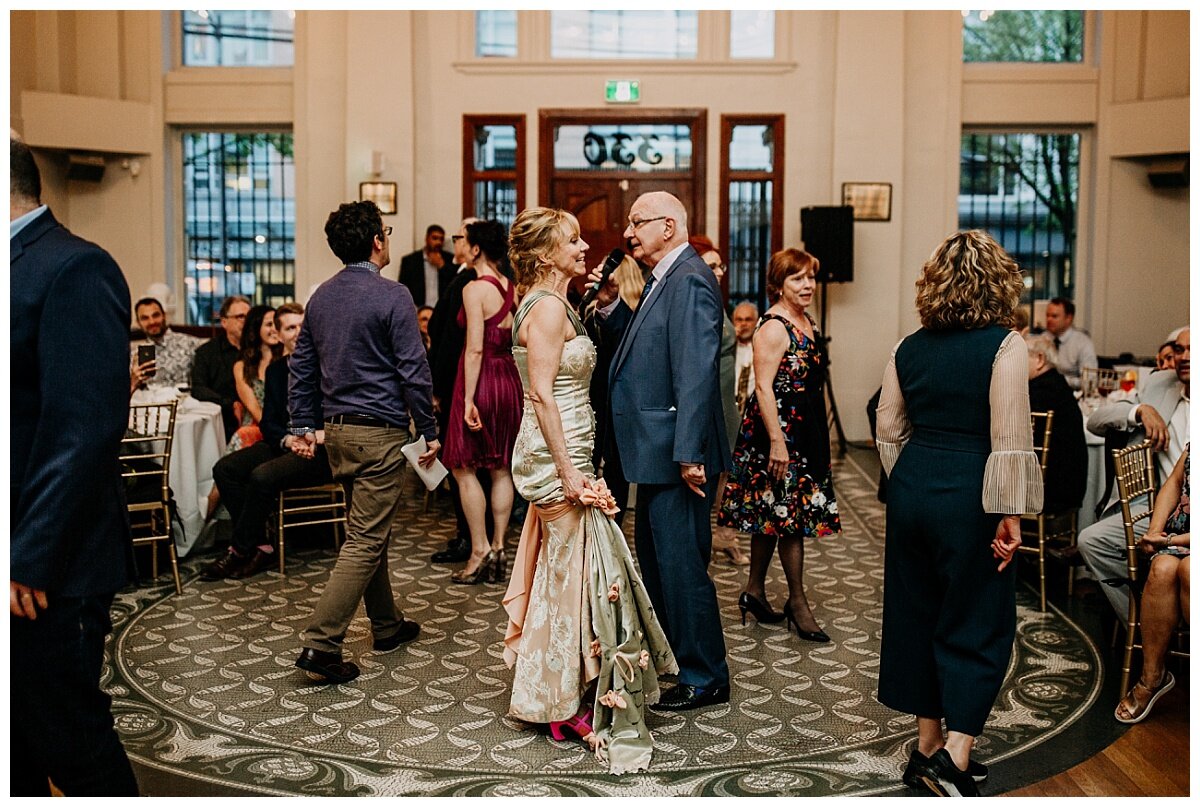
462, 114, 526, 221
719, 114, 785, 305
537, 107, 706, 229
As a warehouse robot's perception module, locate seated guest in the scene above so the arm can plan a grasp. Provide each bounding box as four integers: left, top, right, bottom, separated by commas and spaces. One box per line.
202, 302, 333, 581
1025, 332, 1087, 514
1044, 296, 1097, 390
1115, 446, 1189, 723
228, 304, 282, 453
1078, 327, 1189, 620
192, 295, 251, 438
129, 296, 203, 390
417, 304, 434, 352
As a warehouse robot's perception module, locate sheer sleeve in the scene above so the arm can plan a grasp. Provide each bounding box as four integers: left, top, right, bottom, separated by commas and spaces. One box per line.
982, 331, 1044, 514
875, 338, 911, 476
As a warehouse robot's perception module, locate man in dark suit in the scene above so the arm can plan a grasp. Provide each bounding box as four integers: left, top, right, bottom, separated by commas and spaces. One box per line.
593, 191, 732, 711
191, 294, 251, 438
10, 136, 140, 795
398, 223, 456, 308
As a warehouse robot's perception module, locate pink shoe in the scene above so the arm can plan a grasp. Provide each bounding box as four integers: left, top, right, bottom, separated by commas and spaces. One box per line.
549, 708, 594, 742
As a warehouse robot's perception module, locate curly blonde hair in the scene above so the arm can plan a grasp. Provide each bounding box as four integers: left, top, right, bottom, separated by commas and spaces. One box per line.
915, 230, 1024, 331
508, 207, 580, 296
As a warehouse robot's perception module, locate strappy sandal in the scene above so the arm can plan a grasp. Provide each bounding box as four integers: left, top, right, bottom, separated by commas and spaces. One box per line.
1114, 671, 1175, 724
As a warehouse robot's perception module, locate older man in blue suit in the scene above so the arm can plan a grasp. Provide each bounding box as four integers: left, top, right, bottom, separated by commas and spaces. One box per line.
592, 191, 731, 711
10, 136, 139, 794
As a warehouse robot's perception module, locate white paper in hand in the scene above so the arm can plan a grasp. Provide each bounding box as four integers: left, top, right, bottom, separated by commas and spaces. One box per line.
402, 436, 449, 491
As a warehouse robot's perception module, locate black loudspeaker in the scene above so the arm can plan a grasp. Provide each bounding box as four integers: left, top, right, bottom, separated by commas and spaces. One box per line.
801, 205, 854, 283
67, 154, 106, 183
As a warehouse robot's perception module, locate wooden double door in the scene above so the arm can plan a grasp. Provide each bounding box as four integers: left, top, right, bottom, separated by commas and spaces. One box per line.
539, 109, 707, 283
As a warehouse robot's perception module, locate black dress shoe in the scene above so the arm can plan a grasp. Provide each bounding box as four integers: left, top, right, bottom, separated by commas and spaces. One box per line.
295, 648, 360, 684
431, 538, 470, 564
923, 748, 980, 797
783, 603, 830, 643
651, 683, 731, 712
230, 549, 275, 579
738, 592, 785, 625
200, 548, 247, 581
373, 619, 421, 653
903, 747, 988, 788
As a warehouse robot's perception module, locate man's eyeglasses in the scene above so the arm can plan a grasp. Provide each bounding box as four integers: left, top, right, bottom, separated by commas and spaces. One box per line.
380, 226, 393, 237
223, 313, 247, 321
627, 216, 667, 231
1170, 342, 1189, 355
451, 234, 464, 243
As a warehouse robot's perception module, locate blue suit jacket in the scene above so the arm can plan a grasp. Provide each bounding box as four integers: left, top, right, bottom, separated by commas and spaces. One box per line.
607, 245, 731, 484
11, 209, 135, 595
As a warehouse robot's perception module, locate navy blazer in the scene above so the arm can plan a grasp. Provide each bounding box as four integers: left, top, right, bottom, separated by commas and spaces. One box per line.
11, 209, 134, 595
607, 245, 731, 484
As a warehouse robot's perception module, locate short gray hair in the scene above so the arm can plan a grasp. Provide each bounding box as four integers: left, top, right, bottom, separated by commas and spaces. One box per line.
1024, 331, 1058, 367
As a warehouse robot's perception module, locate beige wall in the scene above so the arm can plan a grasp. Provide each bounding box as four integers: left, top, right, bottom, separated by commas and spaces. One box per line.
9, 10, 1189, 440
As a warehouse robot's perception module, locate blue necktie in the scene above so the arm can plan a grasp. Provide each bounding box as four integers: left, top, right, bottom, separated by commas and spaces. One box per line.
636, 274, 656, 310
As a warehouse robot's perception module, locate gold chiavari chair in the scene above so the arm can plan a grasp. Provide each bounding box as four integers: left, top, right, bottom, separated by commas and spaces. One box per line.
277, 484, 347, 574
1018, 411, 1079, 611
1080, 367, 1120, 402
121, 400, 182, 594
1109, 440, 1188, 695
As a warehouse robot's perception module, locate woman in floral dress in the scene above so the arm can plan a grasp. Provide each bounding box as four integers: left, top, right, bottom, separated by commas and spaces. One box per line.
719, 248, 840, 642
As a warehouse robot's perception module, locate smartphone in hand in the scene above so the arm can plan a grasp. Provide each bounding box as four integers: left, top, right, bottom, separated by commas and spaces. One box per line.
137, 343, 157, 378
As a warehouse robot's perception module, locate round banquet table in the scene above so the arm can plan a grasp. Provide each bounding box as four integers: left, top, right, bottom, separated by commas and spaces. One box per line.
130, 388, 226, 556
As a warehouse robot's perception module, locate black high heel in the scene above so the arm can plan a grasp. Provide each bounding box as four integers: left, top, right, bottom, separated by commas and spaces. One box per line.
492, 548, 508, 584
451, 550, 496, 585
783, 603, 830, 643
738, 592, 785, 625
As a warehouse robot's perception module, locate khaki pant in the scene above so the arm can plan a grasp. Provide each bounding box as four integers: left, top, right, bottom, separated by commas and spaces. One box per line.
302, 421, 411, 654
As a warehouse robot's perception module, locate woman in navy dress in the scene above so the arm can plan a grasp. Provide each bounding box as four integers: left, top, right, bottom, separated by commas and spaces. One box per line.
875, 230, 1042, 796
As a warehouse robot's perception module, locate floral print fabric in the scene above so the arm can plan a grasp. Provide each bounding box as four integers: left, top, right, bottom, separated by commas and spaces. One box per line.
718, 313, 840, 539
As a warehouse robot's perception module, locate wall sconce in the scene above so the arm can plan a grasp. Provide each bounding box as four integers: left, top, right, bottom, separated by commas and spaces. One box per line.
365, 150, 387, 177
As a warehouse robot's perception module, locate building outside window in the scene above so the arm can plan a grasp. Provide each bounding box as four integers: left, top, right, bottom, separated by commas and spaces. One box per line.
963, 10, 1084, 62
182, 9, 295, 67
463, 117, 525, 230
550, 11, 698, 59
476, 10, 517, 57
722, 116, 784, 309
958, 131, 1080, 305
183, 132, 296, 325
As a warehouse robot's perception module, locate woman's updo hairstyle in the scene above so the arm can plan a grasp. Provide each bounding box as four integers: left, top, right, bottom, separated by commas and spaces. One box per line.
507, 207, 580, 296
465, 219, 510, 273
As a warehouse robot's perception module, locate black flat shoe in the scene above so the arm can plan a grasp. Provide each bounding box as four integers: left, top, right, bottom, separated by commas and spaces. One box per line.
295, 647, 360, 684
431, 538, 471, 564
783, 603, 830, 643
651, 684, 730, 712
738, 592, 785, 625
924, 748, 980, 797
373, 619, 421, 653
903, 747, 988, 787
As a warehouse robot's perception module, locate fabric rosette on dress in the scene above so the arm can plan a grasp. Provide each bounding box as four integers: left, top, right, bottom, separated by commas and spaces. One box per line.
503, 476, 677, 775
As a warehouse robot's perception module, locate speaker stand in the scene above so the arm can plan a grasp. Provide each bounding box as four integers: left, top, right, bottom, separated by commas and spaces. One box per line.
818, 280, 848, 458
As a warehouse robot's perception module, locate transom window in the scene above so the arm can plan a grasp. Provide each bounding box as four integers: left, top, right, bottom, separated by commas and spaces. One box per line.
476, 10, 517, 58
550, 11, 698, 60
182, 10, 294, 67
183, 132, 296, 324
962, 10, 1084, 63
730, 11, 775, 59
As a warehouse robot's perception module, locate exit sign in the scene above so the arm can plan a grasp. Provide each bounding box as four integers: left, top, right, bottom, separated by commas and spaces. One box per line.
605, 80, 640, 104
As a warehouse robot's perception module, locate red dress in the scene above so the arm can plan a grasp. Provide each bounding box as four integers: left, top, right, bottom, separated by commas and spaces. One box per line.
441, 274, 523, 470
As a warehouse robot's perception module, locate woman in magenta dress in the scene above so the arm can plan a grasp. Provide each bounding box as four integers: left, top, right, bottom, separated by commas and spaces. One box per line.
442, 219, 523, 585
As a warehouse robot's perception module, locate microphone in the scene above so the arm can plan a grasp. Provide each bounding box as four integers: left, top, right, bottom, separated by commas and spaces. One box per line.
579, 248, 626, 310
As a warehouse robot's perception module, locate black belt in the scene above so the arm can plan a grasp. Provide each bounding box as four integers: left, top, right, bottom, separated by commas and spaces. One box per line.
326, 414, 390, 428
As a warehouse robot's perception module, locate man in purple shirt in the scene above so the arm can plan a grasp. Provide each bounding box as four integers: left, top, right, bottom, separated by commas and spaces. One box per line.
288, 201, 441, 684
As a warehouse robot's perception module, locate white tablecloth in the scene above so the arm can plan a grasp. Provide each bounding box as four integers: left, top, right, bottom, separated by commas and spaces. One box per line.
131, 389, 226, 556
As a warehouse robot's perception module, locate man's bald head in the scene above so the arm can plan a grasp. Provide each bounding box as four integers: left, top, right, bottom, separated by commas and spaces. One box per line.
625, 191, 689, 268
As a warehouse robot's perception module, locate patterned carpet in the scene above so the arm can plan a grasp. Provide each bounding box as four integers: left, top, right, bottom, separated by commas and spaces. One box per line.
108, 450, 1106, 796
